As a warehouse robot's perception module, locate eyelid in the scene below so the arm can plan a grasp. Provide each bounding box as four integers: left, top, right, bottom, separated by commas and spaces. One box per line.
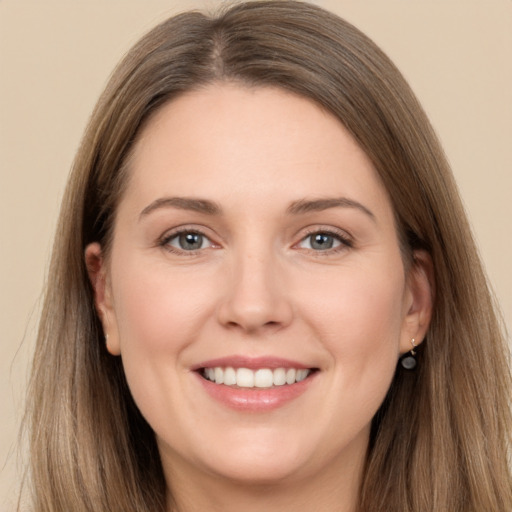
156, 224, 353, 256
293, 226, 354, 252
158, 225, 220, 254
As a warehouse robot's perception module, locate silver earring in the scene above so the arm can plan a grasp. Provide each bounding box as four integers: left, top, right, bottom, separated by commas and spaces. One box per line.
400, 338, 417, 370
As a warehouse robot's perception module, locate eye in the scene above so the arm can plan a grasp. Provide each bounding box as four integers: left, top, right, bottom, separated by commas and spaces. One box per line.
297, 230, 352, 251
163, 231, 213, 252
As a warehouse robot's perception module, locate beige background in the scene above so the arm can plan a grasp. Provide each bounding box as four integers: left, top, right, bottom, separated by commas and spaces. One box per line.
1, 0, 510, 508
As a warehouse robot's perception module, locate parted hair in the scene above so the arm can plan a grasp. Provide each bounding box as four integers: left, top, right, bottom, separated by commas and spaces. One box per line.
25, 1, 511, 511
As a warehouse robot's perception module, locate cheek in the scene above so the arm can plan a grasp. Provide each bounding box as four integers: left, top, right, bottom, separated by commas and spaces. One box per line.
298, 260, 406, 378
111, 261, 216, 354
108, 257, 216, 399
108, 258, 220, 427
303, 263, 407, 441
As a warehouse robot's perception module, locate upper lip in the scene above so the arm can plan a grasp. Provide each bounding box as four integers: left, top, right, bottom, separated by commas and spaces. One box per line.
191, 355, 314, 371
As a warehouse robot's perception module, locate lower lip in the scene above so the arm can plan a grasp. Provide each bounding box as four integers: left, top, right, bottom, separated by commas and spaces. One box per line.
195, 372, 317, 412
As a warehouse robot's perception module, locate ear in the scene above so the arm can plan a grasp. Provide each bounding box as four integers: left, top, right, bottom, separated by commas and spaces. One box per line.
85, 242, 121, 356
399, 250, 435, 354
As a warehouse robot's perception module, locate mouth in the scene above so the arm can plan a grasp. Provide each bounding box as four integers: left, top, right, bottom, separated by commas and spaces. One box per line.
199, 366, 317, 389
193, 356, 319, 410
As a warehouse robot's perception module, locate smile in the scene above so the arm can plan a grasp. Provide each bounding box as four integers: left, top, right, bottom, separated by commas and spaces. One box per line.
193, 356, 319, 411
201, 367, 313, 388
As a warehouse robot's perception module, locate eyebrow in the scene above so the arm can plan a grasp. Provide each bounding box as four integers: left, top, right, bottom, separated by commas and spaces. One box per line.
139, 197, 222, 219
139, 195, 376, 221
287, 197, 376, 221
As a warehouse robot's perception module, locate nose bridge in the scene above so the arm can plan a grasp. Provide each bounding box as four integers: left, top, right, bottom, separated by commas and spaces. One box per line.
217, 236, 293, 333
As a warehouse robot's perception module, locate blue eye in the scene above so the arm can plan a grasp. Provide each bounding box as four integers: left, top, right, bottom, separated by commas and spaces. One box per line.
298, 231, 350, 251
165, 231, 211, 251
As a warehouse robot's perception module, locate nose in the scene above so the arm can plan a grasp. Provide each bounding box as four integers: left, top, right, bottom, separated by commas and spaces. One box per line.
216, 249, 294, 335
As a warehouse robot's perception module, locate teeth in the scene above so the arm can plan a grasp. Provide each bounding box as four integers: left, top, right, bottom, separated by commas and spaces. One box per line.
296, 369, 309, 382
214, 367, 224, 384
236, 368, 254, 388
202, 366, 312, 388
254, 369, 273, 388
223, 367, 237, 386
273, 368, 286, 386
286, 368, 296, 385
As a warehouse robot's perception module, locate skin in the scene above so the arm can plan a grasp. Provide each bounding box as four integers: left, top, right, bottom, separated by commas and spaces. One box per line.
86, 84, 432, 512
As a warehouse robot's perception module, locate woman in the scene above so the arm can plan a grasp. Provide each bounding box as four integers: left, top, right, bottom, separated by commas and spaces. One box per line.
25, 1, 511, 511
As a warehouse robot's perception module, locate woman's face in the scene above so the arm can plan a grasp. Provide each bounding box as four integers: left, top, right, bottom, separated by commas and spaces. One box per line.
89, 84, 430, 488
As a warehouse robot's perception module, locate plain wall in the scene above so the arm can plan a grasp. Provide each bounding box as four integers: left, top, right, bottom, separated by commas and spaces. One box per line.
1, 1, 510, 508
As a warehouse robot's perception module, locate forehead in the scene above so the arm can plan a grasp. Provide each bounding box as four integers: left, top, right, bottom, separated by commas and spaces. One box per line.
123, 83, 393, 220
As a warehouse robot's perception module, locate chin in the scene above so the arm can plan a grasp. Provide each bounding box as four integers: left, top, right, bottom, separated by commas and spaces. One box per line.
205, 454, 309, 486
196, 430, 329, 486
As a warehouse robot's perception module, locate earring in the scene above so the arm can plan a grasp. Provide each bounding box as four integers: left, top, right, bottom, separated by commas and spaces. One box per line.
400, 338, 417, 370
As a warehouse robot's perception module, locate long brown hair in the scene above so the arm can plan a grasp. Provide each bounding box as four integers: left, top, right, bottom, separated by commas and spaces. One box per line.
25, 1, 511, 510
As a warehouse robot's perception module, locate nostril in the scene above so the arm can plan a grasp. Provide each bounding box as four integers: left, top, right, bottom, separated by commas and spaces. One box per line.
223, 318, 285, 335
216, 266, 294, 332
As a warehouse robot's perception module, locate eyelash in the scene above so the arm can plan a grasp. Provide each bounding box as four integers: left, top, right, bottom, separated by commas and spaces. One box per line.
158, 227, 354, 255
159, 227, 216, 255
296, 227, 353, 255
